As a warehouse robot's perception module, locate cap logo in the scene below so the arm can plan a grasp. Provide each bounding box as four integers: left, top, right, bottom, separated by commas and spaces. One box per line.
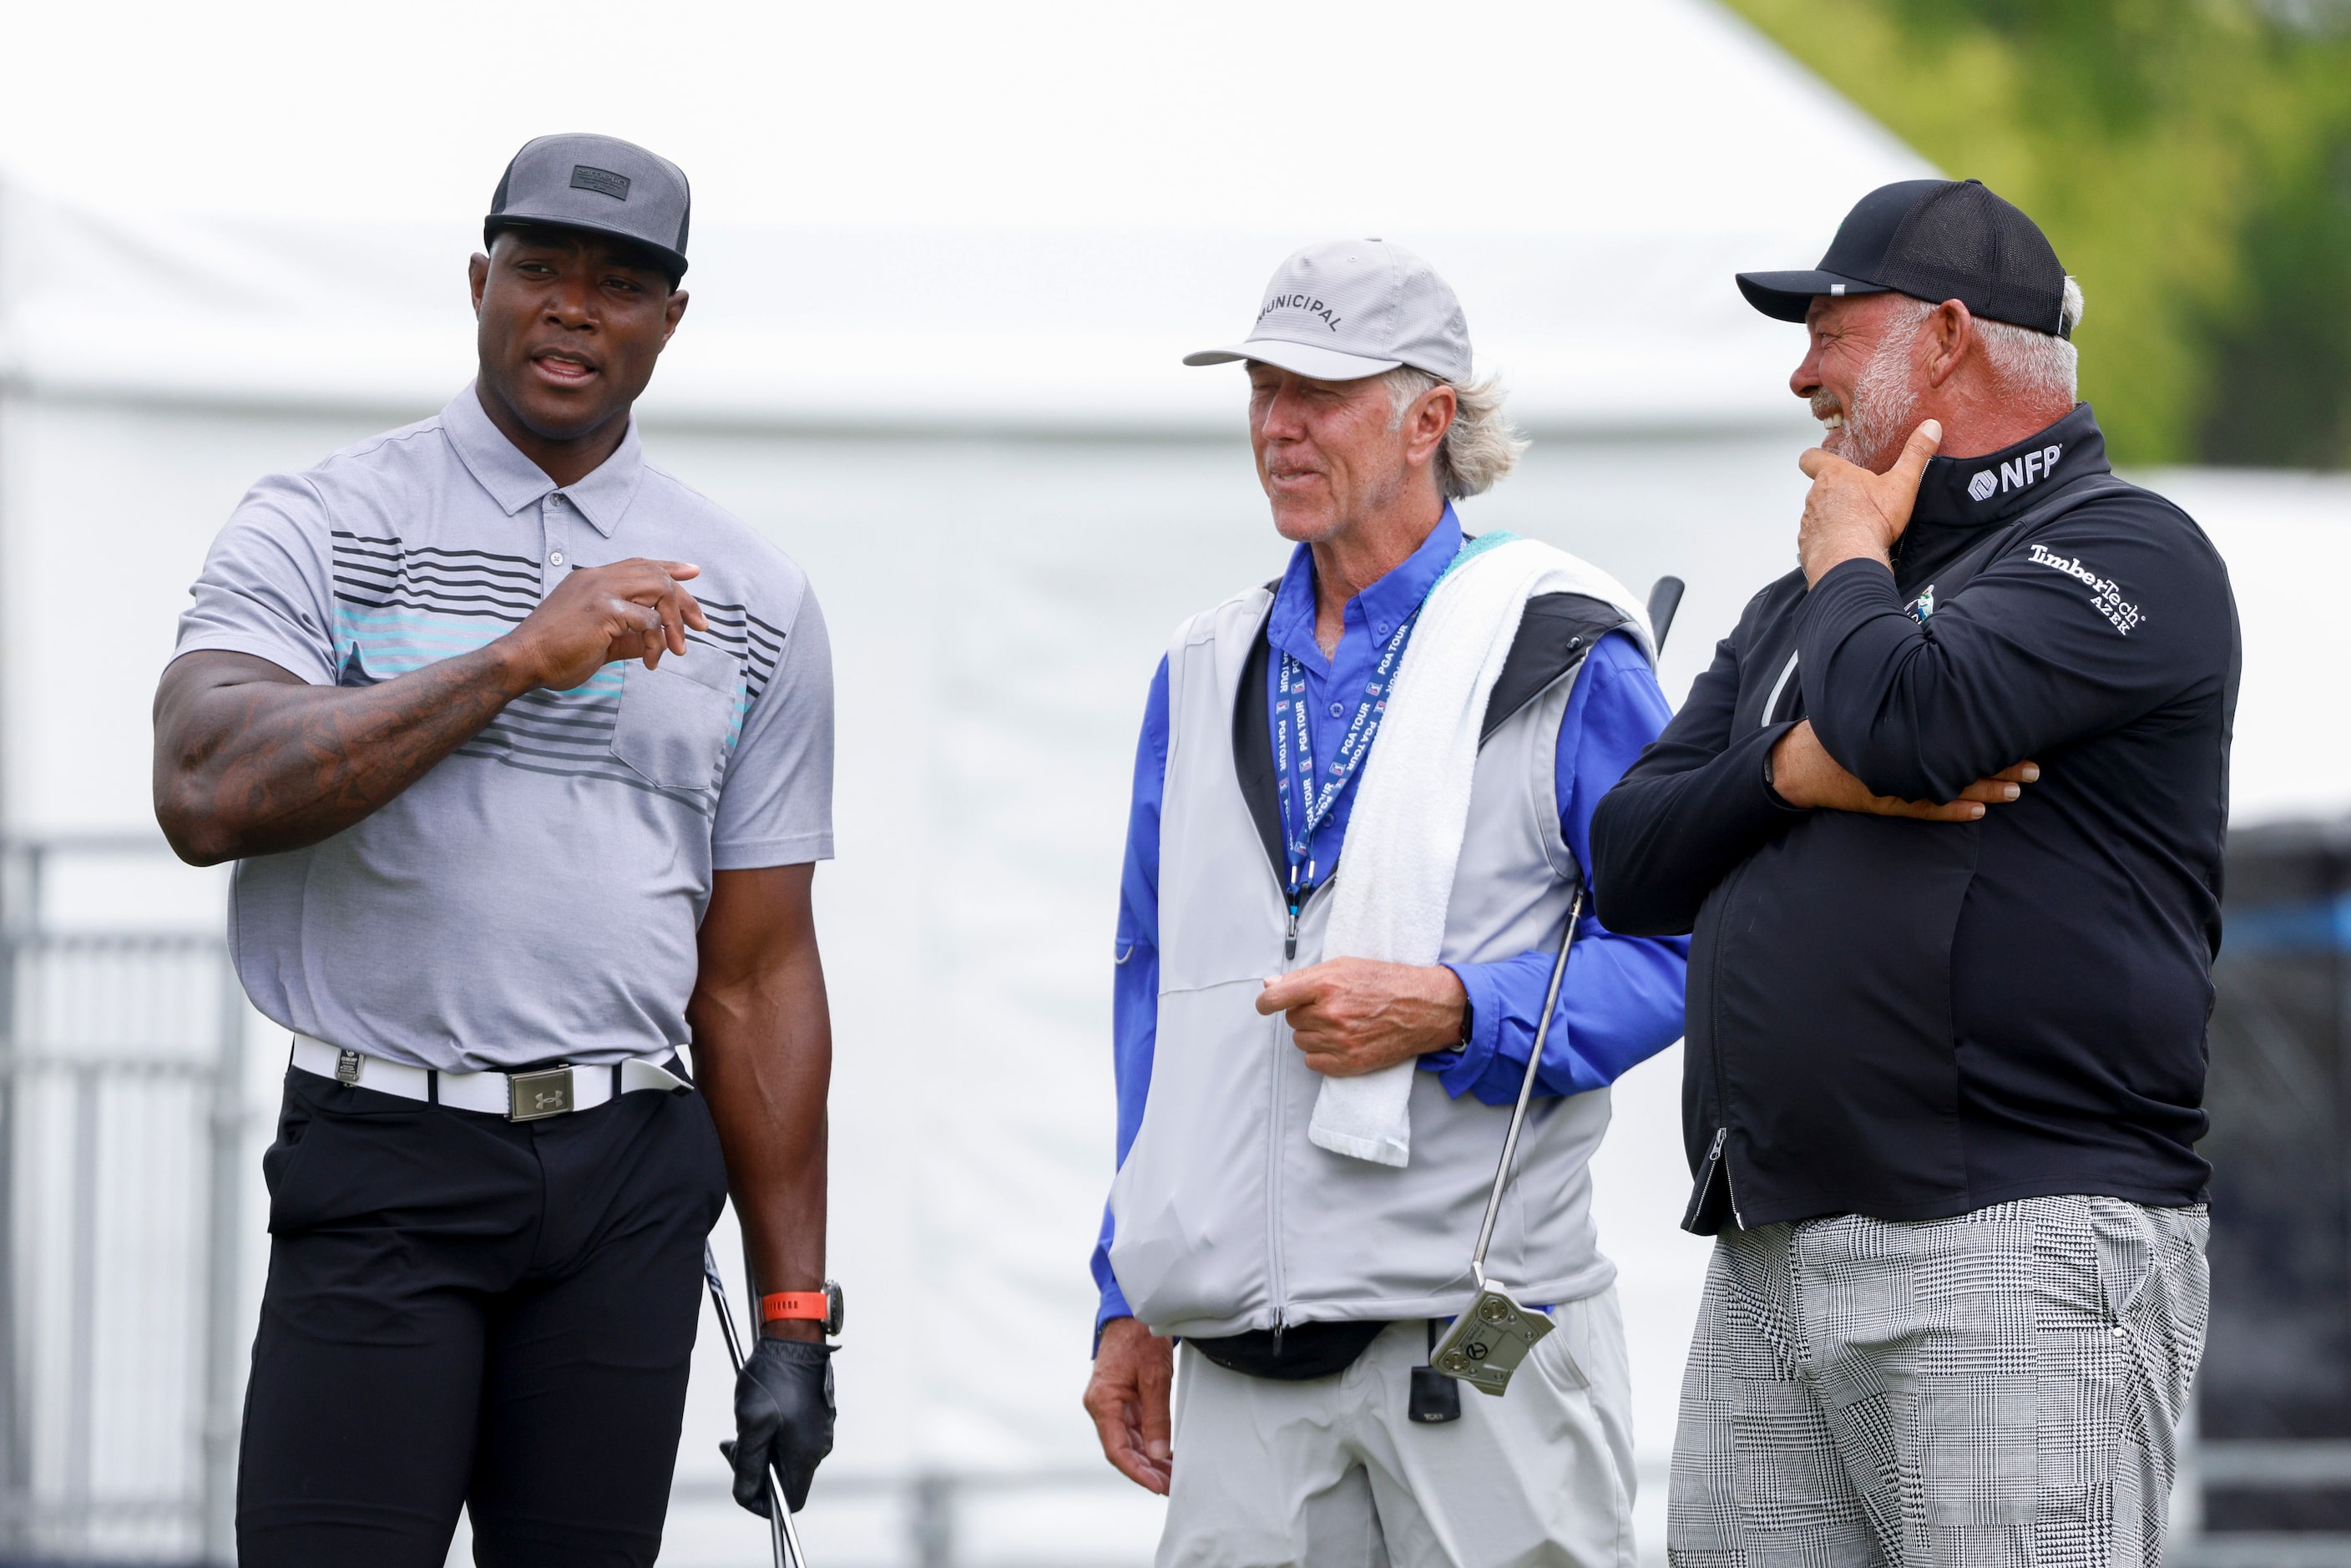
1967, 471, 1999, 502
1260, 293, 1342, 334
569, 165, 632, 201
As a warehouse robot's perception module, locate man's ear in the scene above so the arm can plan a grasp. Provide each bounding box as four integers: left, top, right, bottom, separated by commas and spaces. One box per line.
1925, 300, 1975, 390
663, 287, 690, 342
1406, 384, 1457, 468
468, 253, 489, 318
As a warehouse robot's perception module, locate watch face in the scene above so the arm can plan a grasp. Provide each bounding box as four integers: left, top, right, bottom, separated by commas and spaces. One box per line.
825, 1280, 846, 1338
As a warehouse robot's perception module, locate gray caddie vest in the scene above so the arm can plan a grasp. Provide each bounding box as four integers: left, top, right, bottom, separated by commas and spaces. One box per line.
1107, 583, 1627, 1339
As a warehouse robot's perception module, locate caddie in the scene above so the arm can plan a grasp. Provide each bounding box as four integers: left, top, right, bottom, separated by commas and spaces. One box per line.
1081, 239, 1690, 1565
1591, 180, 2237, 1564
153, 134, 838, 1566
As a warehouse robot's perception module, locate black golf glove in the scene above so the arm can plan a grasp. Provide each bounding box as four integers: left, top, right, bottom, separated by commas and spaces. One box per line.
723, 1337, 834, 1517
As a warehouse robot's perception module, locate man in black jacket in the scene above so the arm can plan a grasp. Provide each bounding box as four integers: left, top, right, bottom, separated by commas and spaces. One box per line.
1592, 180, 2237, 1565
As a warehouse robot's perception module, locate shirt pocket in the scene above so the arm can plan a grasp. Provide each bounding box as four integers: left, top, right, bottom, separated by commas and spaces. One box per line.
609, 645, 736, 790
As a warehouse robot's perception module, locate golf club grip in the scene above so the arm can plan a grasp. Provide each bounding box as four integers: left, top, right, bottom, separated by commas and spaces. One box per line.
1646, 575, 1685, 654
705, 1246, 801, 1568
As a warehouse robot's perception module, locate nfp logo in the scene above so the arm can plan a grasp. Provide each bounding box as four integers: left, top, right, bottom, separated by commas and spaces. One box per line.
1969, 443, 2065, 503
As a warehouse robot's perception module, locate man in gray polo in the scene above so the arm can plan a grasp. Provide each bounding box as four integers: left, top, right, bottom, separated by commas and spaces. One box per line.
153, 134, 837, 1567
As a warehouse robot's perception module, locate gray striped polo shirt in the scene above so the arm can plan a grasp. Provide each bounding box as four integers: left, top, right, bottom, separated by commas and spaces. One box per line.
173, 384, 834, 1073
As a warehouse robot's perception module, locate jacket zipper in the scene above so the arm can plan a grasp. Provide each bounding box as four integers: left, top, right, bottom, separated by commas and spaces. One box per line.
1701, 630, 1802, 1229
1686, 1125, 1745, 1232
1263, 866, 1322, 1346
1694, 1126, 1727, 1211
1697, 856, 1752, 1232
1265, 1008, 1289, 1348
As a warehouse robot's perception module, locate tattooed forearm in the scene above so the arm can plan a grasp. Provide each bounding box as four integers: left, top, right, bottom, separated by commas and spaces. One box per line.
153, 647, 537, 865
153, 558, 710, 865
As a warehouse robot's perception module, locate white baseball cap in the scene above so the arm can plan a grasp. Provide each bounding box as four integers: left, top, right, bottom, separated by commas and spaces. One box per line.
1185, 238, 1474, 383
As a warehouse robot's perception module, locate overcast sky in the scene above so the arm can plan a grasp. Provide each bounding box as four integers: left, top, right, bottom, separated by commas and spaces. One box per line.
0, 0, 1912, 236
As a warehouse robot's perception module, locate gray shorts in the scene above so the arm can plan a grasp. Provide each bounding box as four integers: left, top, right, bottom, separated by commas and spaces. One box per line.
1667, 1195, 2208, 1568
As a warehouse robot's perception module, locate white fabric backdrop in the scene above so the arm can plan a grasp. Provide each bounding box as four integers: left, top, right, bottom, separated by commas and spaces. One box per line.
4, 2, 2342, 1560
13, 393, 2344, 1567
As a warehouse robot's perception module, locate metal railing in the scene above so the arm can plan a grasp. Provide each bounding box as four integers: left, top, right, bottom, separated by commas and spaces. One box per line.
0, 837, 245, 1565
3, 832, 2351, 1565
670, 1468, 1148, 1568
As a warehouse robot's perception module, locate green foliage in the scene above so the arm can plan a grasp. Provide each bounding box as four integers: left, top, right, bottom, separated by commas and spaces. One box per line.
1722, 0, 2351, 467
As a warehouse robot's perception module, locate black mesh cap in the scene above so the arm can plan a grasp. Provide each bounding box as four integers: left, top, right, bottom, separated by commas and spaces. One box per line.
1737, 178, 2071, 338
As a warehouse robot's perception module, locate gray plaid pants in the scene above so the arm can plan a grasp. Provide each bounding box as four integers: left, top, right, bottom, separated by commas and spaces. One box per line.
1667, 1195, 2208, 1568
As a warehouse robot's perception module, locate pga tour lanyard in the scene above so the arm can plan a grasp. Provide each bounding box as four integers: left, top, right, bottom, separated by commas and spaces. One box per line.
1274, 615, 1418, 922
1271, 531, 1514, 952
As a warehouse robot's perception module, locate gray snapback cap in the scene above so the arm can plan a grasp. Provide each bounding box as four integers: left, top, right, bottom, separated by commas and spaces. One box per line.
1186, 238, 1473, 382
486, 133, 692, 281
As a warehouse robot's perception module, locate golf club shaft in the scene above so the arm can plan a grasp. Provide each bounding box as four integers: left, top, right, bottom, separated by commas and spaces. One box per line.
1465, 591, 1676, 1281
1468, 888, 1582, 1281
703, 1244, 805, 1568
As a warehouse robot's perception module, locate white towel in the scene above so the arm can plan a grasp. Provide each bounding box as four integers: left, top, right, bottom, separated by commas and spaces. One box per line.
1306, 535, 1653, 1167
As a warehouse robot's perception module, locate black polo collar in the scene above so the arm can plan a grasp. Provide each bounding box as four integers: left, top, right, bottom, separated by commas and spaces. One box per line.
1911, 402, 2108, 530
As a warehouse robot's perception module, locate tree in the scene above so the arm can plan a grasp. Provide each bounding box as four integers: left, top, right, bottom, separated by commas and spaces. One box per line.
1724, 0, 2351, 467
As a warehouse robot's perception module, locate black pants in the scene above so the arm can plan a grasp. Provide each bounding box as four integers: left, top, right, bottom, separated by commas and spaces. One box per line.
237, 1065, 729, 1568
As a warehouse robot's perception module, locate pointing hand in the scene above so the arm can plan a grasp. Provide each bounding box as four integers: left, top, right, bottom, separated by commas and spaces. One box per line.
501, 558, 710, 692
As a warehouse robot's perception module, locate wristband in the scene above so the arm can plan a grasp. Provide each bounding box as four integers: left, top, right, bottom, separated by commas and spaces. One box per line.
760, 1279, 846, 1336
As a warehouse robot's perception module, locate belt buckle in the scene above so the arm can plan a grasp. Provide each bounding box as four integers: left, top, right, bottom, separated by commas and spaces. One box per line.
508, 1066, 574, 1122
334, 1048, 363, 1086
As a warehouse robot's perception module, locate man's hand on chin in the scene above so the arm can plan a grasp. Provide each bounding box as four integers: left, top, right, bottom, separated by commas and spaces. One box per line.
1797, 418, 1943, 585
1256, 957, 1466, 1076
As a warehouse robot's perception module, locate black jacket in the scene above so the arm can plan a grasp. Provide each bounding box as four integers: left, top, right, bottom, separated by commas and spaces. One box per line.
1590, 405, 2239, 1232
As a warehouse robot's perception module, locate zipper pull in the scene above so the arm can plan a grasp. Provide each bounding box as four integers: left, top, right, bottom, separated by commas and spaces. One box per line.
1285, 905, 1300, 961
1681, 1125, 1735, 1236
1710, 1127, 1746, 1231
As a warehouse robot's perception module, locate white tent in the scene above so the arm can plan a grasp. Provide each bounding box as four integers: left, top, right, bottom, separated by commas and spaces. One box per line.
5, 2, 2341, 1563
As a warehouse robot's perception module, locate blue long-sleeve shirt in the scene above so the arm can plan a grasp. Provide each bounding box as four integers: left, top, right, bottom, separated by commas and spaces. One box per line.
1094, 511, 1689, 1332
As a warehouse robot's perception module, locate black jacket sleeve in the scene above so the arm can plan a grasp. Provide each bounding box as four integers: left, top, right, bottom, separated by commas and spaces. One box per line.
1799, 498, 2234, 802
1590, 606, 1804, 938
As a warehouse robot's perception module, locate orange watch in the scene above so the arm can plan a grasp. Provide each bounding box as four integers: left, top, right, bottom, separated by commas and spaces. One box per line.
759, 1280, 845, 1338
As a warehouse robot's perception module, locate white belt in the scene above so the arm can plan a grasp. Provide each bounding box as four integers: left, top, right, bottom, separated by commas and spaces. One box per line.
291, 1034, 690, 1121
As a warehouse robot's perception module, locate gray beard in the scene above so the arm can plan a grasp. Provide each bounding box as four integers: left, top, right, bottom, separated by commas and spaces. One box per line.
1841, 335, 1921, 473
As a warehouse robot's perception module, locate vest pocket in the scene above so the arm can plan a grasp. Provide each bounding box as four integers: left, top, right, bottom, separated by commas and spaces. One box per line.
610, 656, 734, 789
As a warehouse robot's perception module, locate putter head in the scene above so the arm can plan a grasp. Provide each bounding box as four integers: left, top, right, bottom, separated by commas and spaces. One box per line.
1430, 1285, 1552, 1397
